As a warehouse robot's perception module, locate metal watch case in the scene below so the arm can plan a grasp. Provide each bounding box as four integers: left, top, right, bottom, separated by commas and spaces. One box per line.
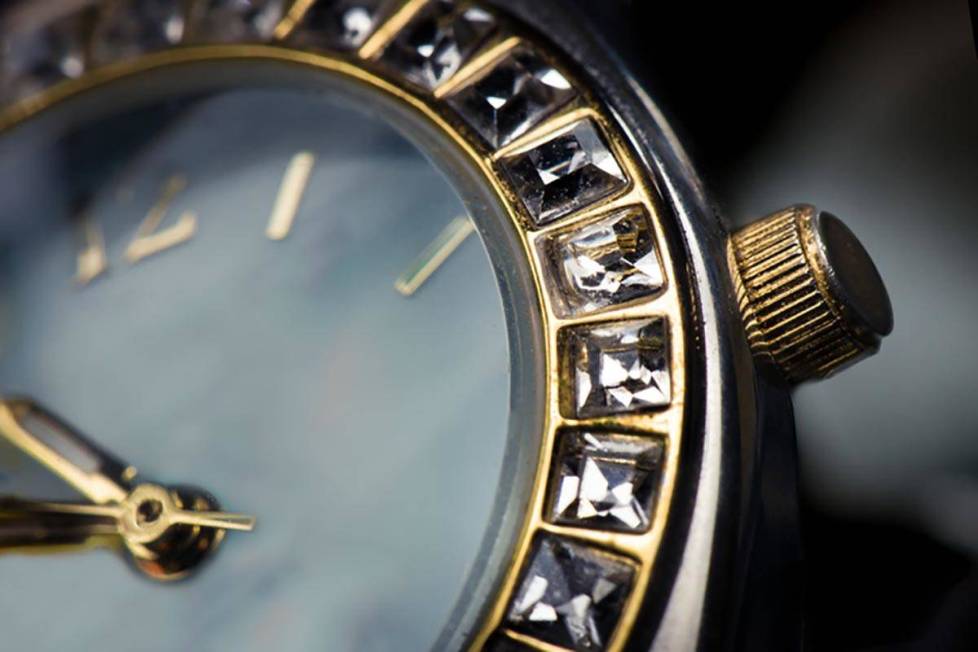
0, 1, 893, 650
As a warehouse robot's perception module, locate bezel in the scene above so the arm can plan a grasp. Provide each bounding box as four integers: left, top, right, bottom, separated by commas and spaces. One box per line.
0, 1, 695, 650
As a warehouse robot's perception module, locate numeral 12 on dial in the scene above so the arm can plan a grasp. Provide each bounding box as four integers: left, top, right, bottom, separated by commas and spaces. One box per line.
124, 175, 198, 264
72, 151, 318, 286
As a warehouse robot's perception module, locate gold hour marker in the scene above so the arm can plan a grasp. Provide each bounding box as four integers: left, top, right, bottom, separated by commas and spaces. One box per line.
125, 175, 197, 264
395, 216, 476, 297
75, 216, 108, 286
266, 151, 315, 241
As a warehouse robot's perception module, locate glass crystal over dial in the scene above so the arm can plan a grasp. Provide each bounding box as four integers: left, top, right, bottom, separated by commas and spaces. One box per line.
0, 1, 704, 650
0, 81, 514, 651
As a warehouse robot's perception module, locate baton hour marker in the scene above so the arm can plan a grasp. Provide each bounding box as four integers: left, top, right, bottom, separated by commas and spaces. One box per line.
266, 151, 316, 241
395, 216, 476, 297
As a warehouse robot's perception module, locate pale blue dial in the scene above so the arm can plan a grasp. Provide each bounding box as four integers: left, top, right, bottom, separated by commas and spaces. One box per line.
0, 86, 510, 651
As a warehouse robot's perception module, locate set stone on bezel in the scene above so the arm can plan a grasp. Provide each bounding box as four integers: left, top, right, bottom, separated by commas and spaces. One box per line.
0, 2, 676, 649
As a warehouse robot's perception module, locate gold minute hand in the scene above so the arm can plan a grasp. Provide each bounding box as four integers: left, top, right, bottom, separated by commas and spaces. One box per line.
0, 398, 135, 504
0, 497, 120, 552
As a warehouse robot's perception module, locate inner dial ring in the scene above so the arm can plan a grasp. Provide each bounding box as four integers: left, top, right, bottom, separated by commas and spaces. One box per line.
0, 2, 687, 651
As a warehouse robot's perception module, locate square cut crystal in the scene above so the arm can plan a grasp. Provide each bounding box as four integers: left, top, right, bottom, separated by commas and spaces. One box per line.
548, 431, 664, 532
186, 0, 286, 43
507, 536, 633, 650
289, 0, 393, 51
0, 13, 87, 103
380, 1, 496, 90
90, 0, 186, 65
566, 318, 670, 417
500, 119, 627, 226
448, 47, 576, 148
545, 208, 664, 315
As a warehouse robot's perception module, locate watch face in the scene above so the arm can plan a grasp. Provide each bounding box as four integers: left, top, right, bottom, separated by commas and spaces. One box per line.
0, 83, 512, 651
0, 2, 690, 651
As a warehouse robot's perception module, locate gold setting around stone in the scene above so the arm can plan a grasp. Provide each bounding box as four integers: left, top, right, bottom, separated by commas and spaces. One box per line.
0, 1, 689, 650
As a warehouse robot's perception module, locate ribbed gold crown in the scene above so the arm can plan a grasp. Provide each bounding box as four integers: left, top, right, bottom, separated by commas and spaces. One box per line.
730, 204, 892, 384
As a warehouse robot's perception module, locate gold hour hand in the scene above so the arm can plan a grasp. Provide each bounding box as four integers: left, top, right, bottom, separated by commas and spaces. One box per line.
0, 398, 134, 504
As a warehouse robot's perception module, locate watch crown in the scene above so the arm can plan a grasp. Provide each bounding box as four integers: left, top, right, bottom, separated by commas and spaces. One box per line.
730, 204, 892, 383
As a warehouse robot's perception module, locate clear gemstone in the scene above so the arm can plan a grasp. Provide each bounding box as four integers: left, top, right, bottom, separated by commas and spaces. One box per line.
549, 431, 664, 532
289, 0, 393, 51
546, 208, 664, 315
90, 0, 186, 66
448, 47, 575, 148
567, 318, 670, 417
380, 1, 496, 90
0, 12, 87, 103
507, 536, 633, 650
501, 119, 627, 226
187, 0, 285, 43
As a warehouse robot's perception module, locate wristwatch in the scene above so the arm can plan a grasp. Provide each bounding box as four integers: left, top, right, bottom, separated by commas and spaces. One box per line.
0, 1, 893, 651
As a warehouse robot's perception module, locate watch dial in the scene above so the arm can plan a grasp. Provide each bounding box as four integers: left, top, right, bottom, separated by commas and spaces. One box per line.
0, 83, 511, 651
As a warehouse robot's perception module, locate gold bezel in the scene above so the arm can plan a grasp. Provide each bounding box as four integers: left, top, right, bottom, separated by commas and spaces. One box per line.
0, 1, 688, 650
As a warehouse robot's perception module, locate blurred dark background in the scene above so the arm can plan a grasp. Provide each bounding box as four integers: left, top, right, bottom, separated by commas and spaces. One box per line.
573, 1, 978, 650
